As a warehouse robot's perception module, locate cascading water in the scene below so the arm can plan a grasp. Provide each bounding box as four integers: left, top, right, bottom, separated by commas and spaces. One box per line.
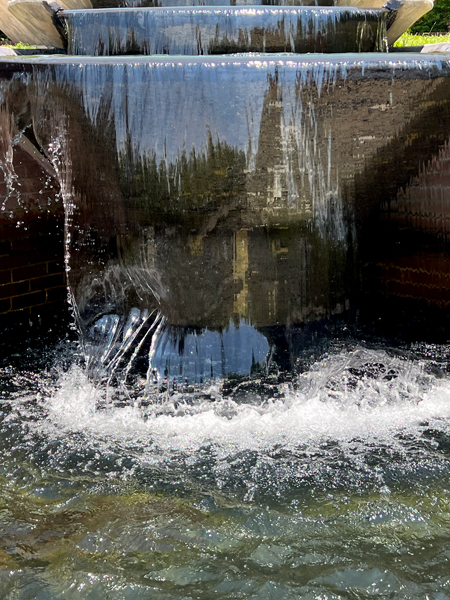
60, 7, 388, 54
2, 1, 450, 598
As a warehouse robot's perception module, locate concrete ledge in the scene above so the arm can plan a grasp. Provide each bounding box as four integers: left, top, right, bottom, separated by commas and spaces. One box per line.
386, 0, 434, 44
0, 0, 46, 45
14, 47, 66, 54
7, 0, 65, 48
58, 0, 91, 7
0, 46, 17, 55
421, 42, 450, 53
336, 0, 433, 44
389, 45, 424, 51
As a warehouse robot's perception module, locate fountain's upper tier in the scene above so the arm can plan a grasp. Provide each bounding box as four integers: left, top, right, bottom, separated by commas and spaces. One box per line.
60, 6, 388, 55
3, 0, 433, 48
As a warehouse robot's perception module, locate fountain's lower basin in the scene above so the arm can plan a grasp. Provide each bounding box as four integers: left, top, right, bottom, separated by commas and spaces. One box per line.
2, 337, 450, 599
1, 45, 450, 598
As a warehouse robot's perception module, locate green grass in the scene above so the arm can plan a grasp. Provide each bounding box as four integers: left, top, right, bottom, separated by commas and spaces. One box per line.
410, 0, 450, 33
0, 41, 35, 49
7, 42, 35, 49
394, 32, 450, 47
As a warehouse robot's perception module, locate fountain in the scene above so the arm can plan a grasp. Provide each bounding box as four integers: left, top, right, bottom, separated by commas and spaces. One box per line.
2, 0, 450, 597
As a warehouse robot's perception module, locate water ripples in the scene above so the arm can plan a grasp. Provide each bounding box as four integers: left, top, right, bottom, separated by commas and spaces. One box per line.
2, 343, 450, 598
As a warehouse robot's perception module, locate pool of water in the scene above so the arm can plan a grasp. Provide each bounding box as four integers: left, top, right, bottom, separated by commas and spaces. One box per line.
1, 339, 450, 599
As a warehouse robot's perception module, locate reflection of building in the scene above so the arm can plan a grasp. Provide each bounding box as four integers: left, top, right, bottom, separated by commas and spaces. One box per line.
233, 229, 249, 319
232, 225, 350, 328
247, 71, 312, 220
126, 219, 350, 332
4, 57, 450, 345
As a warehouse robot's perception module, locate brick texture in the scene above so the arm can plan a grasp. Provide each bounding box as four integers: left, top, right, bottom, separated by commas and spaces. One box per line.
0, 142, 66, 326
373, 142, 450, 308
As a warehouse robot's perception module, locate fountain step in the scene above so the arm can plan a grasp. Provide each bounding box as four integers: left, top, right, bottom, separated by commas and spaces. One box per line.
1, 53, 449, 335
60, 6, 388, 55
1, 0, 433, 47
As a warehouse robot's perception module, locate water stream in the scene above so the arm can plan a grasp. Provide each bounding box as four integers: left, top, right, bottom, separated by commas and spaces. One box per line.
61, 7, 387, 55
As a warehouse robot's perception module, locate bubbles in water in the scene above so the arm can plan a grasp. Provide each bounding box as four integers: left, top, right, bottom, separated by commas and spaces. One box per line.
2, 342, 447, 503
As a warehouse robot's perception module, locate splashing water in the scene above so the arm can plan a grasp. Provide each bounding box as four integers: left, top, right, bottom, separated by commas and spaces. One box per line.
3, 343, 450, 497
2, 340, 450, 598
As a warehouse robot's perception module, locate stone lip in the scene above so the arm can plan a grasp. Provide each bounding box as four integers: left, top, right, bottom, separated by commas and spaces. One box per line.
390, 44, 424, 51
0, 47, 17, 55
0, 50, 449, 81
0, 50, 446, 64
61, 4, 386, 11
60, 5, 389, 55
14, 47, 67, 54
85, 0, 336, 5
421, 42, 450, 53
7, 0, 66, 48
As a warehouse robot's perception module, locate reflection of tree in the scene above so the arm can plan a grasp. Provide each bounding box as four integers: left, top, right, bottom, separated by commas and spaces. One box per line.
117, 131, 247, 223
115, 68, 320, 230
7, 59, 449, 343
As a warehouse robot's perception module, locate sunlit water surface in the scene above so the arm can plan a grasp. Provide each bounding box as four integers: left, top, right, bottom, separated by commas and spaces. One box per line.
2, 341, 450, 599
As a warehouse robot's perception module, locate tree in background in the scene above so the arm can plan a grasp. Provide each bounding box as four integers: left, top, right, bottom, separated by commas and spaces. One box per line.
411, 0, 450, 32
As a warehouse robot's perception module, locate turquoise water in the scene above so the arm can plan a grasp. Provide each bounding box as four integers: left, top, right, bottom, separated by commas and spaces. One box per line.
2, 341, 450, 599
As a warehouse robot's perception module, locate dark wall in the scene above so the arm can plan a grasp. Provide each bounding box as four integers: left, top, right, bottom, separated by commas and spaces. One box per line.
0, 142, 67, 334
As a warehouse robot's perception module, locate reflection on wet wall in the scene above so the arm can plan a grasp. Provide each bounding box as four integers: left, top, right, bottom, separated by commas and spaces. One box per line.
2, 57, 450, 341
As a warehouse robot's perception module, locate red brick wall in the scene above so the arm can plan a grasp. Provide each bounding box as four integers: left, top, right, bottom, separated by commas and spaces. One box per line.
0, 141, 67, 331
372, 141, 450, 308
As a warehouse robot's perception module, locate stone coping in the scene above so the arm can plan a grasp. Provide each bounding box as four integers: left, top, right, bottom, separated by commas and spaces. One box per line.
0, 51, 448, 63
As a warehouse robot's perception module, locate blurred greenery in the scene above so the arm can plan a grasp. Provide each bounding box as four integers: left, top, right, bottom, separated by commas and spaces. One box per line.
118, 131, 247, 219
7, 42, 34, 49
410, 0, 450, 33
394, 31, 450, 45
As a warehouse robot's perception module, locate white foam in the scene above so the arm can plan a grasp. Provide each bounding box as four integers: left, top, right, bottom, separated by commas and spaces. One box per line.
28, 346, 450, 466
